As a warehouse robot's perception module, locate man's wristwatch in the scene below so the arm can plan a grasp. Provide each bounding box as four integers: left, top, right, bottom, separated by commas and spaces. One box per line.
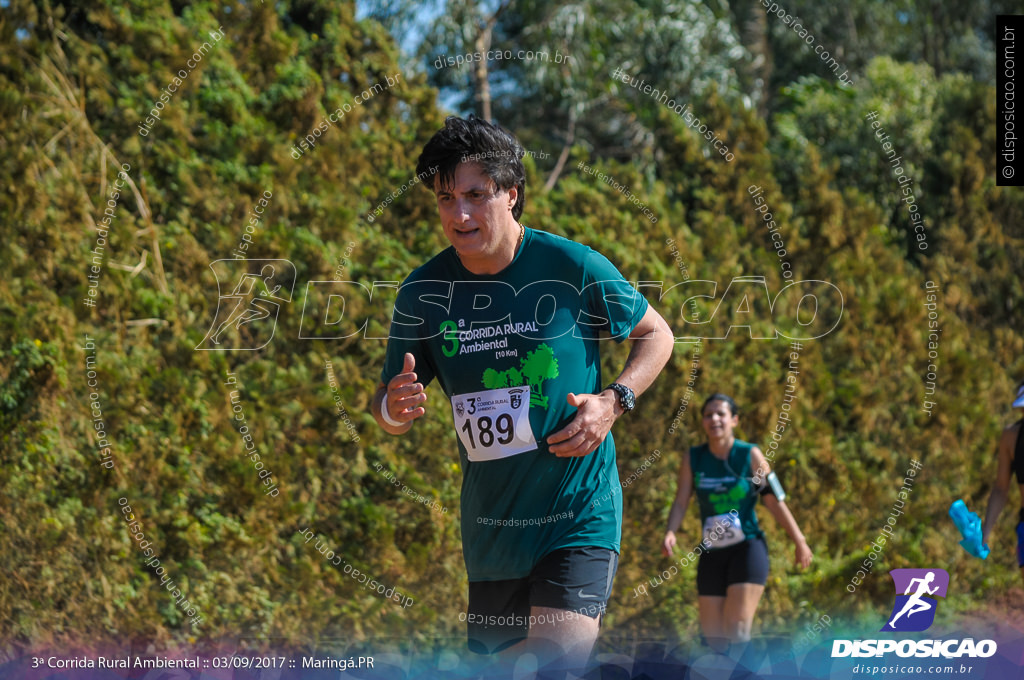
606, 383, 636, 413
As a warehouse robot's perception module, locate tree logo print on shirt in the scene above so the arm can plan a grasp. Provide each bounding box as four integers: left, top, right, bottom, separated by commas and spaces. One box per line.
709, 482, 748, 515
481, 343, 560, 409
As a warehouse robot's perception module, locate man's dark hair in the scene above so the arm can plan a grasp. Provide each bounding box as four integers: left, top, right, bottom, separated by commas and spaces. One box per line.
416, 115, 526, 220
702, 393, 739, 416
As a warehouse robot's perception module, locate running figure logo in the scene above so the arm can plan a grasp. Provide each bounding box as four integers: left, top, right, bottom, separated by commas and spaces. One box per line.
197, 259, 296, 350
881, 568, 949, 632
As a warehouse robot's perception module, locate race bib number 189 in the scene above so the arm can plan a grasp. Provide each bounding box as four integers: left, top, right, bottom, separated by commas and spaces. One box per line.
451, 386, 537, 462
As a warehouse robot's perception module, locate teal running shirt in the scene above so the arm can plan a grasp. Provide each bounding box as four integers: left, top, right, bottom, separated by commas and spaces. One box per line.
689, 440, 764, 549
381, 227, 649, 580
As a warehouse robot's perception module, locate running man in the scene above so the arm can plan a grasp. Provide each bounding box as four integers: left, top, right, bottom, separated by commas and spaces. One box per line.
372, 116, 674, 673
887, 571, 938, 628
982, 381, 1024, 583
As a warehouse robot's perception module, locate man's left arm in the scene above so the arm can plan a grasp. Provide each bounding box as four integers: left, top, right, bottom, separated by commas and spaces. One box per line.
546, 305, 674, 457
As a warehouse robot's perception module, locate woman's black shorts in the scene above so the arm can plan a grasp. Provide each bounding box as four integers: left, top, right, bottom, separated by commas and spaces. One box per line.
696, 537, 770, 596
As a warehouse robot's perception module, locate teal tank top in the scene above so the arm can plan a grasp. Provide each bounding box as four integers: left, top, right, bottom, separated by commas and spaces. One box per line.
689, 440, 764, 547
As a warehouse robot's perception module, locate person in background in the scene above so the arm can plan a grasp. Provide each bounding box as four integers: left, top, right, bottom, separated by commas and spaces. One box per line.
982, 381, 1024, 583
662, 393, 812, 652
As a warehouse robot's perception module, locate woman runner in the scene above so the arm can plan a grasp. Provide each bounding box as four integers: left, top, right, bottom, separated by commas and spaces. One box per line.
662, 393, 812, 651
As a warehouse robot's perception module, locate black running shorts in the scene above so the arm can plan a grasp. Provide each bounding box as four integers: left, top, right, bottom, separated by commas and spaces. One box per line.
696, 537, 770, 596
463, 546, 618, 654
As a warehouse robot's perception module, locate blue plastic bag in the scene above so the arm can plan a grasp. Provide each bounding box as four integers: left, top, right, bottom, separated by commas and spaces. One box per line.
949, 499, 990, 559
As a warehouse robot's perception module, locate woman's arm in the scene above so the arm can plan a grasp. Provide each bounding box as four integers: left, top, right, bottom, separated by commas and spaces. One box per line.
662, 450, 695, 556
752, 447, 812, 569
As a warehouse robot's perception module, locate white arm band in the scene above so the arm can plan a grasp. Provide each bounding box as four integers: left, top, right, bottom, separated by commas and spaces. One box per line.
764, 471, 786, 501
380, 393, 404, 427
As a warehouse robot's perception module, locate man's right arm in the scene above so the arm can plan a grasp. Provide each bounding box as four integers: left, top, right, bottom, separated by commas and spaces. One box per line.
373, 352, 427, 435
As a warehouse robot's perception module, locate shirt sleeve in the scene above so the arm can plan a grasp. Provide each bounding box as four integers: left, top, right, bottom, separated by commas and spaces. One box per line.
579, 248, 649, 342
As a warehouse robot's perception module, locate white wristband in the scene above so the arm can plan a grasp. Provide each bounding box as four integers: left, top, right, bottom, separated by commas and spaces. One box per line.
380, 393, 404, 427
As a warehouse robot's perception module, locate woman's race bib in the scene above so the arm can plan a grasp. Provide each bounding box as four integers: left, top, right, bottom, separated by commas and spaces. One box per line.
703, 512, 745, 549
451, 386, 537, 461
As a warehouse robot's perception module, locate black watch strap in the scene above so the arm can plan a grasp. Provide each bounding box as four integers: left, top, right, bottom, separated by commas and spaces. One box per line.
606, 382, 636, 412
